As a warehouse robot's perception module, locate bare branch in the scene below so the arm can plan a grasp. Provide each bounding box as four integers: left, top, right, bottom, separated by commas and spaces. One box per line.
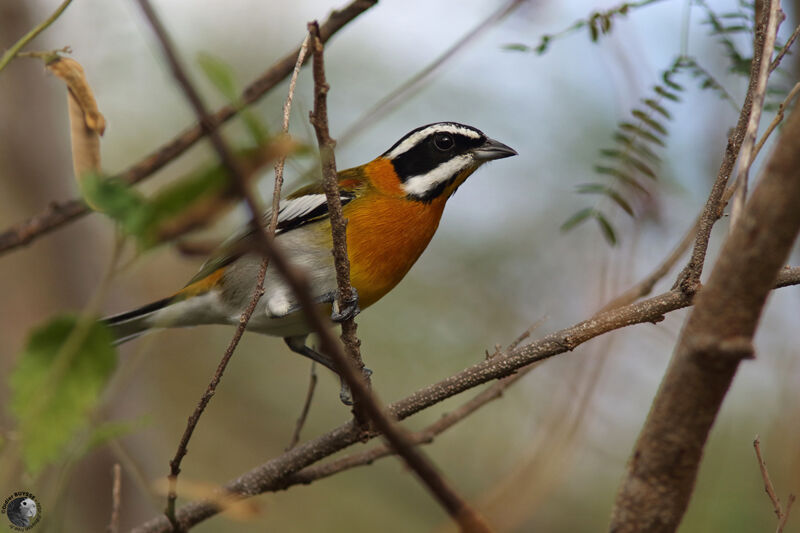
129, 268, 800, 533
598, 215, 698, 312
754, 436, 784, 519
610, 91, 800, 532
730, 0, 782, 227
107, 463, 122, 533
338, 0, 526, 146
0, 0, 377, 257
777, 495, 796, 533
770, 22, 800, 72
287, 364, 318, 451
306, 21, 492, 533
674, 1, 779, 293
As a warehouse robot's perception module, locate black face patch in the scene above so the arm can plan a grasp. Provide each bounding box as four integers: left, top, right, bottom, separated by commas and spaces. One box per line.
384, 123, 487, 183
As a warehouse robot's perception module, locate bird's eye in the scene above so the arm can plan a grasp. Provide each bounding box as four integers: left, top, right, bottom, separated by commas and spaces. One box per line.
433, 133, 455, 151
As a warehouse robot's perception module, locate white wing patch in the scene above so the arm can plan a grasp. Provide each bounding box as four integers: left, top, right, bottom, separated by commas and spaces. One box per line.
402, 154, 473, 198
385, 124, 482, 159
270, 193, 353, 233
276, 194, 328, 226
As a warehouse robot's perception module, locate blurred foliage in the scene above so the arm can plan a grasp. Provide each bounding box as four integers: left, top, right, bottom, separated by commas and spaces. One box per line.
9, 315, 116, 474
503, 0, 665, 55
514, 0, 799, 245
81, 145, 285, 249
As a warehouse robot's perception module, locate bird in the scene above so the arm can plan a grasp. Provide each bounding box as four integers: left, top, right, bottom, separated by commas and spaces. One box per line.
105, 122, 516, 395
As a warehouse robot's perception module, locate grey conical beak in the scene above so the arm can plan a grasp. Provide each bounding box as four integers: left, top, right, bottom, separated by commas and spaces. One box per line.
473, 137, 518, 161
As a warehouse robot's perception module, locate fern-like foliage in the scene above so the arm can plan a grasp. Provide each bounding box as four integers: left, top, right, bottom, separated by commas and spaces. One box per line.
511, 0, 798, 245
562, 59, 685, 245
504, 0, 667, 55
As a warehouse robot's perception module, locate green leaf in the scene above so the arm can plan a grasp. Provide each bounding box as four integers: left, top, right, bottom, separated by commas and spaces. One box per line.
632, 109, 668, 135
79, 173, 152, 237
197, 52, 238, 102
503, 43, 531, 52
576, 184, 634, 216
561, 207, 595, 231
619, 122, 666, 146
643, 98, 671, 119
594, 165, 650, 195
654, 85, 681, 101
593, 211, 617, 245
9, 315, 117, 474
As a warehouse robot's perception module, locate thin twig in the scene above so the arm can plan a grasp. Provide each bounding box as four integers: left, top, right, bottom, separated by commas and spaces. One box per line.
307, 22, 370, 422
750, 81, 800, 163
0, 0, 377, 257
275, 35, 312, 448
273, 34, 310, 228
133, 1, 274, 529
674, 0, 778, 292
777, 495, 796, 533
338, 0, 526, 146
0, 0, 73, 74
306, 21, 492, 533
129, 268, 800, 533
598, 215, 698, 312
730, 0, 782, 227
770, 22, 800, 72
287, 363, 318, 450
754, 436, 783, 519
107, 463, 122, 533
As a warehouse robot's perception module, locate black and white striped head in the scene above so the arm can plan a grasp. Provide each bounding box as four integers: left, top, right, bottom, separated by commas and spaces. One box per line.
382, 122, 517, 202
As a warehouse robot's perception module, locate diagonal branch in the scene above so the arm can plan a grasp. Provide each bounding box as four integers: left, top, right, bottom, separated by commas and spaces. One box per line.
729, 0, 782, 227
0, 0, 377, 257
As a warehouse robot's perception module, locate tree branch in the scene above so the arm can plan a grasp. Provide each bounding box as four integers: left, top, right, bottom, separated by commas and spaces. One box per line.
129, 266, 800, 533
729, 0, 782, 227
0, 0, 377, 257
609, 90, 800, 533
673, 0, 777, 293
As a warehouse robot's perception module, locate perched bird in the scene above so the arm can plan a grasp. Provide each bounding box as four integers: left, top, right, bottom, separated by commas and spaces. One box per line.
105, 122, 516, 389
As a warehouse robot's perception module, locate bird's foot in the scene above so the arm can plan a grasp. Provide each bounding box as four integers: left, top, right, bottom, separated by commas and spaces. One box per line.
330, 287, 360, 323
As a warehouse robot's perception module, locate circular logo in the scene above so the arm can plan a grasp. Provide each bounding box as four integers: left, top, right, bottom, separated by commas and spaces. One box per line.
1, 492, 41, 531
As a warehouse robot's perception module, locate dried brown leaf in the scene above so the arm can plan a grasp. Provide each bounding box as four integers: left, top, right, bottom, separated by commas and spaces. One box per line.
47, 57, 105, 201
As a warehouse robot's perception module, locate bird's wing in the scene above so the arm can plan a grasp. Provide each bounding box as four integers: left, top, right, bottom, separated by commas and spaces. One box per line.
183, 175, 360, 287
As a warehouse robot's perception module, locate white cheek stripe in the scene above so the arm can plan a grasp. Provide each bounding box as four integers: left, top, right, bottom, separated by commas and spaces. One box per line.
402, 155, 473, 197
386, 124, 482, 159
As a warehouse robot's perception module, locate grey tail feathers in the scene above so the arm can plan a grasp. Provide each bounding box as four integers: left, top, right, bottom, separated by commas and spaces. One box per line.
103, 297, 172, 345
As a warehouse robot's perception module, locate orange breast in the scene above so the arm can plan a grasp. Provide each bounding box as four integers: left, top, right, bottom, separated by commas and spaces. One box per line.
344, 192, 447, 309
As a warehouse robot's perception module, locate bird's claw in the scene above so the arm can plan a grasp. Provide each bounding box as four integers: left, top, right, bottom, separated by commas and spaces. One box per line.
331, 287, 360, 323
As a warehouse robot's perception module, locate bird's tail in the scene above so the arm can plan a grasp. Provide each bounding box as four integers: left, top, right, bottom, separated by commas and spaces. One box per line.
103, 297, 173, 345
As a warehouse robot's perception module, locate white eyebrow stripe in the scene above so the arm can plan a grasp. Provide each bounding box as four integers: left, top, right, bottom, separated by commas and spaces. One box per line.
385, 124, 482, 159
402, 154, 473, 197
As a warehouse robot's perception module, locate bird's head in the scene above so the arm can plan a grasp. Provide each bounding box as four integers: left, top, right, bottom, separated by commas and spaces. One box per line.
378, 122, 517, 202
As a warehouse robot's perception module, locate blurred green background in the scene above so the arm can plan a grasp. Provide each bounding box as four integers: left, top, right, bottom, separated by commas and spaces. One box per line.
1, 0, 799, 531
